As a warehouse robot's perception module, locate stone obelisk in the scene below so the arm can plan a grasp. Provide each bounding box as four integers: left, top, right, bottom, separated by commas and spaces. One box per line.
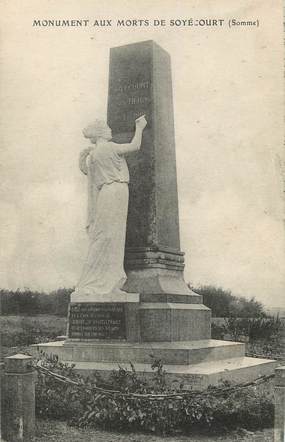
108, 40, 194, 296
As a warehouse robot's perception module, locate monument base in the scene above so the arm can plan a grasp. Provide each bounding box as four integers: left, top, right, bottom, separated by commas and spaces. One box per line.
31, 287, 277, 390
31, 339, 277, 390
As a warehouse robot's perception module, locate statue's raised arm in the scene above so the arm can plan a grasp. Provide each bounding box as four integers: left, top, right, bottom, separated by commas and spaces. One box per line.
112, 115, 147, 155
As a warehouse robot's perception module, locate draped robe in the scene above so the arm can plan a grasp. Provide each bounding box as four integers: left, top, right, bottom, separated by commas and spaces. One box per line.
75, 141, 129, 296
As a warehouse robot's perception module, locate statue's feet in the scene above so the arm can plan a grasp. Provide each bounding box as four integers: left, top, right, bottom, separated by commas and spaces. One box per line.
112, 287, 128, 296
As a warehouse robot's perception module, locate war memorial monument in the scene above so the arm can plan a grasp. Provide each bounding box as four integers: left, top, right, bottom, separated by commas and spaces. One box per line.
34, 40, 276, 389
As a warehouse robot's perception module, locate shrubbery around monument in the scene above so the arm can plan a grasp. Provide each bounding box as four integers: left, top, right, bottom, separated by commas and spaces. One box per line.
35, 352, 274, 435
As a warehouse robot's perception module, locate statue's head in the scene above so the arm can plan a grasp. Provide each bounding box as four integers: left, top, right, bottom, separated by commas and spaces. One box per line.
83, 120, 112, 143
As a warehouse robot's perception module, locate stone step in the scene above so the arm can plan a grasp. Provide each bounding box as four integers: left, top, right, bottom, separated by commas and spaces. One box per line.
32, 339, 245, 365
62, 357, 277, 390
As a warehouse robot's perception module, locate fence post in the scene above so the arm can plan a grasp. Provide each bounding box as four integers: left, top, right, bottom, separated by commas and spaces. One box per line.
2, 354, 36, 442
274, 366, 285, 442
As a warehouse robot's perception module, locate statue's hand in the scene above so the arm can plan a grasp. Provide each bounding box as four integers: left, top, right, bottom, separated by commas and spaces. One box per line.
135, 115, 147, 130
80, 147, 91, 157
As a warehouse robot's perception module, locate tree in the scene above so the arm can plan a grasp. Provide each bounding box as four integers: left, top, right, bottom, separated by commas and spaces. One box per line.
189, 285, 266, 318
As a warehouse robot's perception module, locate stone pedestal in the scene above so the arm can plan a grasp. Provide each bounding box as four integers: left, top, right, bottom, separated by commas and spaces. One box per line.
274, 366, 285, 442
32, 41, 277, 390
67, 300, 210, 344
2, 355, 36, 442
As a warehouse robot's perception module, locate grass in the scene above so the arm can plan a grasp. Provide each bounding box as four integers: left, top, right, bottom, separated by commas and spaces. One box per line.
0, 315, 66, 360
0, 315, 66, 336
34, 419, 273, 442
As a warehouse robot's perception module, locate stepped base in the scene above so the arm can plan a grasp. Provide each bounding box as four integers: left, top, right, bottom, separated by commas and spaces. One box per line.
61, 357, 276, 390
31, 339, 277, 390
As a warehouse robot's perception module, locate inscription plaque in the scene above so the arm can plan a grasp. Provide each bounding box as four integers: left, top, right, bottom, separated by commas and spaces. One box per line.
68, 303, 126, 340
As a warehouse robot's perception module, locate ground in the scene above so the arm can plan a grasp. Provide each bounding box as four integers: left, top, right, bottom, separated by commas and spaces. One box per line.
35, 420, 273, 442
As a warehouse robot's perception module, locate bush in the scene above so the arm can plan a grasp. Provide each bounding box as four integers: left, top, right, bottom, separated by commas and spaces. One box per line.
34, 353, 274, 435
190, 285, 267, 318
248, 339, 284, 360
211, 323, 226, 340
35, 353, 85, 421
224, 316, 283, 342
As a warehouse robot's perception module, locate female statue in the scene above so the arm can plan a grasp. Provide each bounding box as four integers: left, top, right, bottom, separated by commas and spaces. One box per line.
74, 115, 147, 298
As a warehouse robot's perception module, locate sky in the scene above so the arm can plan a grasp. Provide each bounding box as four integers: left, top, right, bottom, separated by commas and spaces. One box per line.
0, 0, 284, 308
